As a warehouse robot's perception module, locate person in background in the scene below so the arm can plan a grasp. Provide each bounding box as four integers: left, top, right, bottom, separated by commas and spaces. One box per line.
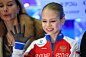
0, 0, 45, 57
80, 31, 86, 57
12, 2, 80, 57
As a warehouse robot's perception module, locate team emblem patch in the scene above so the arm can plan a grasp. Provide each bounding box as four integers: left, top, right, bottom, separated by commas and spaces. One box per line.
60, 46, 67, 52
40, 40, 43, 43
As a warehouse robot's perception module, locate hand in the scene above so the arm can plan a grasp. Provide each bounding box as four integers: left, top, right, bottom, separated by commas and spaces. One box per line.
10, 23, 33, 43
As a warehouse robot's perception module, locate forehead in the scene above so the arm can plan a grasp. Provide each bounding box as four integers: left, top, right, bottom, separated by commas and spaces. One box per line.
0, 0, 15, 3
42, 9, 59, 16
42, 8, 60, 20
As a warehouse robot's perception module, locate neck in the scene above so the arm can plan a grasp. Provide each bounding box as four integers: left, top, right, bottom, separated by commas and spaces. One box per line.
50, 30, 61, 43
4, 18, 18, 34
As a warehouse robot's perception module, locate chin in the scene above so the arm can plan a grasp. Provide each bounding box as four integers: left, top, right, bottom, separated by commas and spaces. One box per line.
2, 18, 11, 21
5, 19, 12, 22
47, 33, 53, 35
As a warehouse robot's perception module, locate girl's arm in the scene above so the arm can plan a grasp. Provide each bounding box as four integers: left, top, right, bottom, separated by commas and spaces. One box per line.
12, 41, 35, 57
70, 41, 80, 57
12, 41, 25, 57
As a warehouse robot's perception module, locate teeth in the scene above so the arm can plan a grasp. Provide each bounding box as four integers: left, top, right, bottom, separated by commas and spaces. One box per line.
47, 29, 53, 31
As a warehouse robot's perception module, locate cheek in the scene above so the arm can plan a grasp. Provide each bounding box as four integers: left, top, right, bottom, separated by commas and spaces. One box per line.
42, 23, 44, 28
54, 23, 60, 29
0, 11, 1, 17
12, 7, 18, 18
12, 7, 18, 13
42, 23, 46, 30
0, 9, 4, 20
0, 9, 3, 15
11, 5, 18, 14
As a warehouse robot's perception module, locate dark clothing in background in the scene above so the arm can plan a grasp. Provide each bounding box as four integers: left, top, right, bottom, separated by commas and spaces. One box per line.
80, 31, 86, 57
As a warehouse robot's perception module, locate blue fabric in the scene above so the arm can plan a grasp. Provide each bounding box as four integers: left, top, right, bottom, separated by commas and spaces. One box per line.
10, 53, 13, 57
76, 51, 80, 54
45, 32, 47, 34
52, 43, 55, 51
45, 32, 64, 52
56, 33, 64, 41
15, 41, 26, 50
10, 55, 12, 57
46, 33, 64, 42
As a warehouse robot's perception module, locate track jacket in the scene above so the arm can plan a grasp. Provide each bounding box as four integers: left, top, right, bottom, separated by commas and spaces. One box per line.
12, 33, 80, 57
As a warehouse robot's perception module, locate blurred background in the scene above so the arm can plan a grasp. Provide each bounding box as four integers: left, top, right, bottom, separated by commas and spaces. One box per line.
20, 0, 86, 47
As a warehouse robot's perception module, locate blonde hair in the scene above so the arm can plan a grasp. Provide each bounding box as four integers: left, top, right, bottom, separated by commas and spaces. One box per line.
42, 2, 65, 19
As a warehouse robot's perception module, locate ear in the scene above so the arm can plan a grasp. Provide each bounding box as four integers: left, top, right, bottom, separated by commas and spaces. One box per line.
61, 17, 65, 26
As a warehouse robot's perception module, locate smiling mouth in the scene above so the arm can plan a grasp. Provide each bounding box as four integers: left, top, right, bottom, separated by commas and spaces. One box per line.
46, 28, 54, 32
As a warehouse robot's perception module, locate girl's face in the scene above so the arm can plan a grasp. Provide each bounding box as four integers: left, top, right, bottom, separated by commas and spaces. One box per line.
0, 0, 20, 22
42, 8, 65, 35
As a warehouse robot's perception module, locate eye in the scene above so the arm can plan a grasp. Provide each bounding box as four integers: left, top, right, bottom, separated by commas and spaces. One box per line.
0, 5, 4, 7
42, 21, 46, 22
51, 21, 56, 22
7, 4, 13, 6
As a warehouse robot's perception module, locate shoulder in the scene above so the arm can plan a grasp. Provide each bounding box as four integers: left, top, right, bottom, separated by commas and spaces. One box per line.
19, 14, 34, 22
63, 36, 78, 47
32, 37, 47, 47
19, 13, 42, 27
0, 21, 6, 36
63, 36, 80, 54
63, 36, 76, 42
24, 37, 47, 55
27, 37, 47, 46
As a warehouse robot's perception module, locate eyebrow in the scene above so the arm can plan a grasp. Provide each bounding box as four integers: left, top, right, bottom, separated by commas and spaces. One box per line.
42, 18, 56, 19
42, 18, 57, 21
7, 1, 13, 3
0, 1, 13, 4
51, 18, 56, 19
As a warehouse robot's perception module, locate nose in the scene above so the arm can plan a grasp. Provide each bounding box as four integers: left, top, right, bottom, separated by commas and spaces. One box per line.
4, 9, 8, 12
4, 6, 8, 12
47, 22, 51, 27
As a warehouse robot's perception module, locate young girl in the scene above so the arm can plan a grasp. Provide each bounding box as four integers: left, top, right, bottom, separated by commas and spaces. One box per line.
12, 2, 80, 57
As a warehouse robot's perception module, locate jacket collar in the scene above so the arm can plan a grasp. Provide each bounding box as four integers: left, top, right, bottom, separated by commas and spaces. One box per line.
45, 32, 64, 42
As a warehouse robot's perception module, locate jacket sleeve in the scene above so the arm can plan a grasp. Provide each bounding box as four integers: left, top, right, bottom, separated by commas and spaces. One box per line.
12, 41, 26, 57
24, 49, 35, 57
80, 31, 86, 57
12, 41, 35, 57
24, 41, 36, 57
70, 41, 80, 57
